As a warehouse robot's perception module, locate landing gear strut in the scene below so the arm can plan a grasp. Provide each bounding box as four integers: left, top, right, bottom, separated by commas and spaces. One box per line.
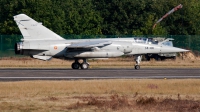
71, 59, 89, 69
135, 55, 142, 70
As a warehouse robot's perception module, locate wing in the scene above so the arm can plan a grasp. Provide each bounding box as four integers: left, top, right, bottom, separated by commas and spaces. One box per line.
67, 40, 112, 48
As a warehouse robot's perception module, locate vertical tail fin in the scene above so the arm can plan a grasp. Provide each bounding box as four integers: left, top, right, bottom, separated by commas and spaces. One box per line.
14, 14, 64, 40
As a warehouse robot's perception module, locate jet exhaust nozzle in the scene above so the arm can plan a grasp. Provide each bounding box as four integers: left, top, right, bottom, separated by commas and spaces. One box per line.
15, 42, 23, 55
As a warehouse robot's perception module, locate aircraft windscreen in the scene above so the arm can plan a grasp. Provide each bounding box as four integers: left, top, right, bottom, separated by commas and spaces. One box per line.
162, 41, 173, 46
134, 38, 147, 43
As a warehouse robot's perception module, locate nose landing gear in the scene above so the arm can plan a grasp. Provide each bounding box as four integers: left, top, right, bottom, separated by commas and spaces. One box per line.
135, 55, 142, 70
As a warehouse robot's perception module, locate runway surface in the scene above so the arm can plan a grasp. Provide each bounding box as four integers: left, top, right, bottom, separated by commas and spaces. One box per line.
0, 68, 200, 81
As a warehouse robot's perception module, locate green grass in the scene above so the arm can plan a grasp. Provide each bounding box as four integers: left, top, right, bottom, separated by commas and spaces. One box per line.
0, 79, 200, 111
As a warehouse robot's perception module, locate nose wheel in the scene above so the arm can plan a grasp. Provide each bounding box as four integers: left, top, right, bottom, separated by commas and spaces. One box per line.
135, 65, 140, 70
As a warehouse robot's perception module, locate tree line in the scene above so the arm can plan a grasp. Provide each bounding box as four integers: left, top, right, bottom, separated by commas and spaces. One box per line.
0, 0, 200, 35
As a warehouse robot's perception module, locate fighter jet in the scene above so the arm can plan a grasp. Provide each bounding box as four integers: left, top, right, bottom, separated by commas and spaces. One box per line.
13, 14, 188, 69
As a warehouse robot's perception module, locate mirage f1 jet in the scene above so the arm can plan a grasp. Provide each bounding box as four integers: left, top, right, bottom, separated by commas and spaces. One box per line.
14, 14, 188, 69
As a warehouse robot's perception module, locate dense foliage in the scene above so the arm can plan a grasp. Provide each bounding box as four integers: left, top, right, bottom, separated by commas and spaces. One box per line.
0, 0, 200, 35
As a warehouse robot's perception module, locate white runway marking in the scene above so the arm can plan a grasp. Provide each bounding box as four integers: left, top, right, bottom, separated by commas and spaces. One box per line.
0, 76, 200, 79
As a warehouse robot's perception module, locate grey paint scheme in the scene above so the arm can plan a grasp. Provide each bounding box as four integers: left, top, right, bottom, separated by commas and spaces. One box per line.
14, 14, 188, 69
18, 39, 187, 59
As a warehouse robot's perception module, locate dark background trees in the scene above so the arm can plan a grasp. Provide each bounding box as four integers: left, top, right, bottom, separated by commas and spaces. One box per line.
0, 0, 200, 35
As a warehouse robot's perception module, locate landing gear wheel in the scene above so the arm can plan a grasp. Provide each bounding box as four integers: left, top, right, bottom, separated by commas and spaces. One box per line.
71, 62, 80, 69
135, 65, 140, 70
81, 63, 89, 69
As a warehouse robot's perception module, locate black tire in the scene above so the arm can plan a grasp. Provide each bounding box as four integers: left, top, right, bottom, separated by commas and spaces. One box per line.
135, 65, 140, 70
71, 62, 80, 69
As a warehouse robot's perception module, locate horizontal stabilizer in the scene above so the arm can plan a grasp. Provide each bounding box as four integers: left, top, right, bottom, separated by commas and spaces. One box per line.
68, 40, 112, 48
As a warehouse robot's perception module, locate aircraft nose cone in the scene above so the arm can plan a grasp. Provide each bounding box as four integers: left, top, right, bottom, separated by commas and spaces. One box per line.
160, 46, 189, 53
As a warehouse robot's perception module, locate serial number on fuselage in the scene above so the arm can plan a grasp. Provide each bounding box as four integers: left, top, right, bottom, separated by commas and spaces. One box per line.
145, 47, 154, 49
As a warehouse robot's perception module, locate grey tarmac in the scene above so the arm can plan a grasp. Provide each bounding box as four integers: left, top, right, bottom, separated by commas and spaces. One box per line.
0, 68, 200, 81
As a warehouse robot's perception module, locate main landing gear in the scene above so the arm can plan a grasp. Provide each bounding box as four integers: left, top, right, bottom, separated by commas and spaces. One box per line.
135, 55, 142, 70
71, 56, 142, 70
71, 59, 89, 69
